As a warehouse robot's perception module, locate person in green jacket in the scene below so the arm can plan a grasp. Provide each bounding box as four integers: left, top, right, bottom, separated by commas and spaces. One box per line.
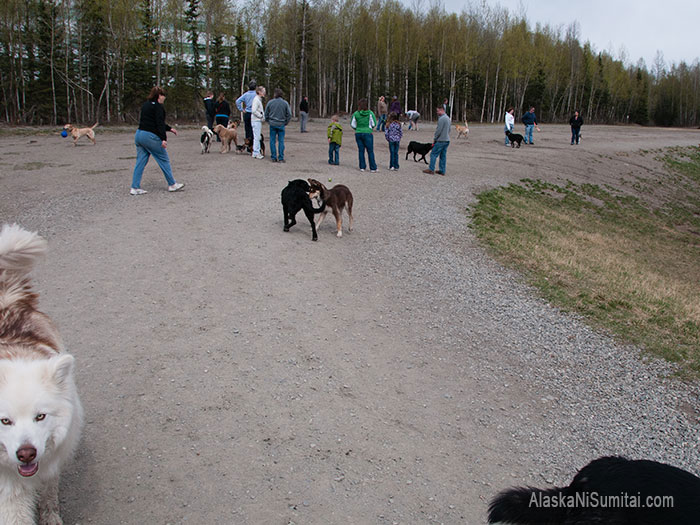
327, 114, 343, 165
351, 98, 378, 172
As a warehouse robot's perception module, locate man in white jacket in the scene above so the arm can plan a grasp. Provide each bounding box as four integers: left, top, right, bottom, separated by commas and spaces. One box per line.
251, 86, 266, 159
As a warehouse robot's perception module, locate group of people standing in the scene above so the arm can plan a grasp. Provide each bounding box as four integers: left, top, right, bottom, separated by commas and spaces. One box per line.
504, 106, 584, 146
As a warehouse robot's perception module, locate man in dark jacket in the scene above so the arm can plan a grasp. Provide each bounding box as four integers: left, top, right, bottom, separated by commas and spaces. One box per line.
203, 91, 215, 130
569, 110, 583, 145
521, 106, 540, 145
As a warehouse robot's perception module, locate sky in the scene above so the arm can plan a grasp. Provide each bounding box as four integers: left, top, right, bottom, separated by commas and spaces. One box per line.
439, 0, 700, 69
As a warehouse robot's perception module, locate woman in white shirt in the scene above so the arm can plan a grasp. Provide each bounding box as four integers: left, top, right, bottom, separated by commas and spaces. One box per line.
251, 86, 266, 159
504, 107, 515, 146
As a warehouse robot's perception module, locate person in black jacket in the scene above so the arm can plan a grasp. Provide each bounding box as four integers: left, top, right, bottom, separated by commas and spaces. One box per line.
203, 90, 215, 130
570, 110, 583, 145
214, 93, 231, 141
130, 86, 185, 195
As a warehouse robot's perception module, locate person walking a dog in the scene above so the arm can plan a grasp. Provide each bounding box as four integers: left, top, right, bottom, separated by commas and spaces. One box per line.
384, 112, 403, 171
130, 86, 185, 194
521, 106, 540, 144
251, 86, 266, 159
203, 90, 215, 131
299, 96, 309, 132
351, 98, 378, 172
236, 81, 257, 152
376, 96, 388, 131
264, 88, 292, 163
569, 110, 583, 145
423, 105, 450, 176
504, 107, 515, 146
327, 114, 342, 165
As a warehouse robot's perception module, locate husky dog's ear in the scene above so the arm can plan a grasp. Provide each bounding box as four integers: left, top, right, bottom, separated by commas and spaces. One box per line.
49, 354, 75, 387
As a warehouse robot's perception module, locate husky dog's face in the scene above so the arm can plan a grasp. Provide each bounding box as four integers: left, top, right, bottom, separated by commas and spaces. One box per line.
0, 355, 76, 478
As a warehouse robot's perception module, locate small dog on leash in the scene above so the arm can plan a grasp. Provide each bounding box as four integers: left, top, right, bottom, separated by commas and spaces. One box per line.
244, 134, 266, 156
281, 180, 326, 241
488, 456, 700, 524
505, 130, 524, 148
0, 224, 83, 525
63, 123, 98, 146
405, 141, 433, 164
455, 122, 469, 139
307, 178, 354, 238
200, 126, 214, 154
212, 124, 239, 153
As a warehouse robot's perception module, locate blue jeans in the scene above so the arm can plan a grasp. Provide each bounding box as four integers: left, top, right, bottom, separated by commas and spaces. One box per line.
375, 114, 387, 131
504, 125, 512, 145
525, 124, 534, 144
328, 142, 340, 165
429, 141, 449, 173
132, 129, 176, 188
355, 133, 376, 171
269, 125, 285, 160
571, 127, 580, 144
300, 111, 308, 132
388, 141, 400, 169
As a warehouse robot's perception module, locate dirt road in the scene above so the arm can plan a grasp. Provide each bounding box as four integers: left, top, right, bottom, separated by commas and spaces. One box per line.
1, 122, 699, 524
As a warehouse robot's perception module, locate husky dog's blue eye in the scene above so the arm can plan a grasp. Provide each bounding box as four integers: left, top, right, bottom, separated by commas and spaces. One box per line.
0, 418, 11, 425
35, 414, 46, 422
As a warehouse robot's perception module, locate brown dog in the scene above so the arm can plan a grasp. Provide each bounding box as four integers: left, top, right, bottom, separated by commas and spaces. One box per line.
455, 122, 469, 139
213, 123, 239, 153
307, 178, 354, 237
63, 123, 98, 146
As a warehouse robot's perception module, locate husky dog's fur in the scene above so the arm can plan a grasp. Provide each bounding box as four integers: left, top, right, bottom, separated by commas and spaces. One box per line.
0, 224, 83, 525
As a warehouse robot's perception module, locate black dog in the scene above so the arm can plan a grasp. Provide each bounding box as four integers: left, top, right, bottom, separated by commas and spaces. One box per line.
281, 179, 326, 241
488, 456, 700, 524
506, 130, 523, 148
405, 141, 433, 164
245, 133, 265, 156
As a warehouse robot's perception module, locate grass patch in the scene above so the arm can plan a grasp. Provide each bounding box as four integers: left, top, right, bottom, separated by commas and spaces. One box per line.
471, 146, 700, 378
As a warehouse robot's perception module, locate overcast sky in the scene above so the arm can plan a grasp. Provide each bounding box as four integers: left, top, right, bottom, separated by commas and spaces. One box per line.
438, 0, 699, 69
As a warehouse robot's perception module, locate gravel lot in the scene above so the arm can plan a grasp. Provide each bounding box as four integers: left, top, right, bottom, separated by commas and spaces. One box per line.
1, 121, 699, 524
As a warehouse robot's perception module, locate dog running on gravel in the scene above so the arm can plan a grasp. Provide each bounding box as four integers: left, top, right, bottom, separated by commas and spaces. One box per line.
212, 123, 239, 153
281, 179, 326, 241
307, 178, 354, 238
488, 456, 700, 524
63, 123, 98, 146
505, 130, 524, 148
200, 125, 214, 154
455, 122, 469, 139
405, 141, 433, 164
0, 224, 83, 525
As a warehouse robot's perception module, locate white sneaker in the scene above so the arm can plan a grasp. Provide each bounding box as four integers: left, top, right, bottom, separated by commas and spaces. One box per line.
371, 169, 378, 173
389, 167, 395, 171
359, 168, 365, 172
130, 188, 147, 195
253, 154, 264, 159
168, 182, 185, 192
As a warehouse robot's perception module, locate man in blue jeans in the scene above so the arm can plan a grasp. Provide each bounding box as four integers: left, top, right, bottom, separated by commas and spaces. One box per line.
423, 106, 450, 176
264, 88, 292, 163
521, 106, 540, 144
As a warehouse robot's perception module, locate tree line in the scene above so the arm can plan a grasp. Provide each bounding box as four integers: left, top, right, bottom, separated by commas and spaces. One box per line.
1, 0, 698, 127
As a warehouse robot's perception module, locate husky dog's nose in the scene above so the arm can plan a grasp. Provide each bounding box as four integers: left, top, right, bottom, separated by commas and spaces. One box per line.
16, 445, 37, 463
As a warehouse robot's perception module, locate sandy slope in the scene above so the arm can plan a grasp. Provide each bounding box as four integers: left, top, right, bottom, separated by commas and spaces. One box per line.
1, 121, 698, 524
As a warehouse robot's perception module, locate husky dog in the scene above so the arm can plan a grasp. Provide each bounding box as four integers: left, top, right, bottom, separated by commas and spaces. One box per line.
0, 224, 83, 525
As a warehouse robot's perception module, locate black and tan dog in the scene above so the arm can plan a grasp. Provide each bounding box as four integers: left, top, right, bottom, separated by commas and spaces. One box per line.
405, 141, 433, 164
488, 456, 700, 524
307, 178, 354, 238
244, 133, 265, 156
281, 179, 326, 241
505, 130, 524, 148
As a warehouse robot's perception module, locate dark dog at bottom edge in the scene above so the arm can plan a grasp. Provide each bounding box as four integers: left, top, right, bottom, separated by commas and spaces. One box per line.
281, 179, 326, 241
488, 456, 700, 524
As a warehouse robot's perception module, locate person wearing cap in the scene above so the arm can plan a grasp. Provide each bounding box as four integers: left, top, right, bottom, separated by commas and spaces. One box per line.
236, 81, 257, 152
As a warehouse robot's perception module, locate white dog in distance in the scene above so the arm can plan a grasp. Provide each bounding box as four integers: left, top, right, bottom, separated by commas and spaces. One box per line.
0, 224, 83, 525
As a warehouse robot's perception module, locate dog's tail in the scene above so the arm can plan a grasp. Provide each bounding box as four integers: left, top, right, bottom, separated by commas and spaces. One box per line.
487, 486, 568, 524
0, 224, 47, 275
91, 122, 99, 129
312, 200, 326, 214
